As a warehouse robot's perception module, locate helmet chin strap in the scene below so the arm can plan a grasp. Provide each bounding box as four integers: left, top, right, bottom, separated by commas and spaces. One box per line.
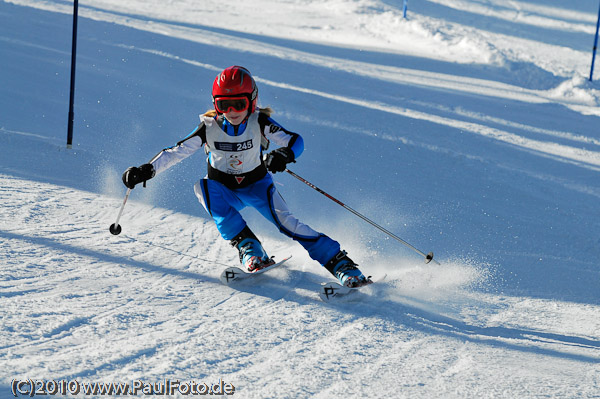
235, 115, 250, 127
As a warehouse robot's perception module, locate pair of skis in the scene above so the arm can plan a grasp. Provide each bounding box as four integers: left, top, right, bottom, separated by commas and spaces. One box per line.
219, 256, 381, 301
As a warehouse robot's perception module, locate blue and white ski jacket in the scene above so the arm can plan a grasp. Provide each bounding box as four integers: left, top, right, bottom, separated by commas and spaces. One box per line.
150, 110, 303, 189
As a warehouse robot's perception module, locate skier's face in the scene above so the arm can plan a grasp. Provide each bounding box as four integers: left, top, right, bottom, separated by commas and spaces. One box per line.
223, 110, 246, 125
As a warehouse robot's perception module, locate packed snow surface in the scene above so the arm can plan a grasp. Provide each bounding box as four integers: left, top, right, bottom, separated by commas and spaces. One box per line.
1, 0, 599, 397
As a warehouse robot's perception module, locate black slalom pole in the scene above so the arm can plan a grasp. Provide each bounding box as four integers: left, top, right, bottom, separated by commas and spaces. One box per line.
67, 0, 79, 149
285, 169, 440, 265
591, 0, 600, 81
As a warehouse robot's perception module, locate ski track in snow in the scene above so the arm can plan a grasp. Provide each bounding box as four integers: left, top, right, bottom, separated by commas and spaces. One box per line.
2, 0, 600, 397
7, 0, 600, 113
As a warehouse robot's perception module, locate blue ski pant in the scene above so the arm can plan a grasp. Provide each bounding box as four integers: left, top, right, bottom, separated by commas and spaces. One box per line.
194, 173, 340, 265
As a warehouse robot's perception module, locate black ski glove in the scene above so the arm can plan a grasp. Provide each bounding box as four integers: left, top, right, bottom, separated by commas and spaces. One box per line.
264, 147, 295, 173
122, 163, 155, 189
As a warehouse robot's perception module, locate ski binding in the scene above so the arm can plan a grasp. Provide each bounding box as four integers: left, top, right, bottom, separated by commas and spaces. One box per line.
219, 255, 292, 284
319, 274, 386, 301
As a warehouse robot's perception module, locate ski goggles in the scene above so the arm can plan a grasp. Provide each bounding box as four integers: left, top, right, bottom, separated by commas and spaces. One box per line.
214, 96, 250, 113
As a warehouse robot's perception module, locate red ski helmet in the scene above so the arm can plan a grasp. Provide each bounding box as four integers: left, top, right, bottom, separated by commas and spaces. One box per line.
212, 66, 258, 114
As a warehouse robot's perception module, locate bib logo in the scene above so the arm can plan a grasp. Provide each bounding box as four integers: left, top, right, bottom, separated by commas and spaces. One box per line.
227, 154, 244, 174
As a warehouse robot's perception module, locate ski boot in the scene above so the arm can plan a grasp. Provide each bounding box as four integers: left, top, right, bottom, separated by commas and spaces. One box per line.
324, 250, 372, 288
230, 226, 274, 272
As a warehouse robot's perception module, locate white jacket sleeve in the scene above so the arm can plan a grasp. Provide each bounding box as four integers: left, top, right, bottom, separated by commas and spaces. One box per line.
149, 125, 206, 175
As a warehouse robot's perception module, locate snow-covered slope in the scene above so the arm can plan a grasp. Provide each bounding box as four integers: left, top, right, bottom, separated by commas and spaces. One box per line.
1, 1, 599, 397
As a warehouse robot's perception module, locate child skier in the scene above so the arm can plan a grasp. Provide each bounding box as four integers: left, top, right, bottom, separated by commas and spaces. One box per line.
122, 66, 371, 288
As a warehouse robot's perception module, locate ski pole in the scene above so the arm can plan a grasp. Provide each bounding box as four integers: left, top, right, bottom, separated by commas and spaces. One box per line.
109, 188, 131, 235
285, 169, 439, 265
